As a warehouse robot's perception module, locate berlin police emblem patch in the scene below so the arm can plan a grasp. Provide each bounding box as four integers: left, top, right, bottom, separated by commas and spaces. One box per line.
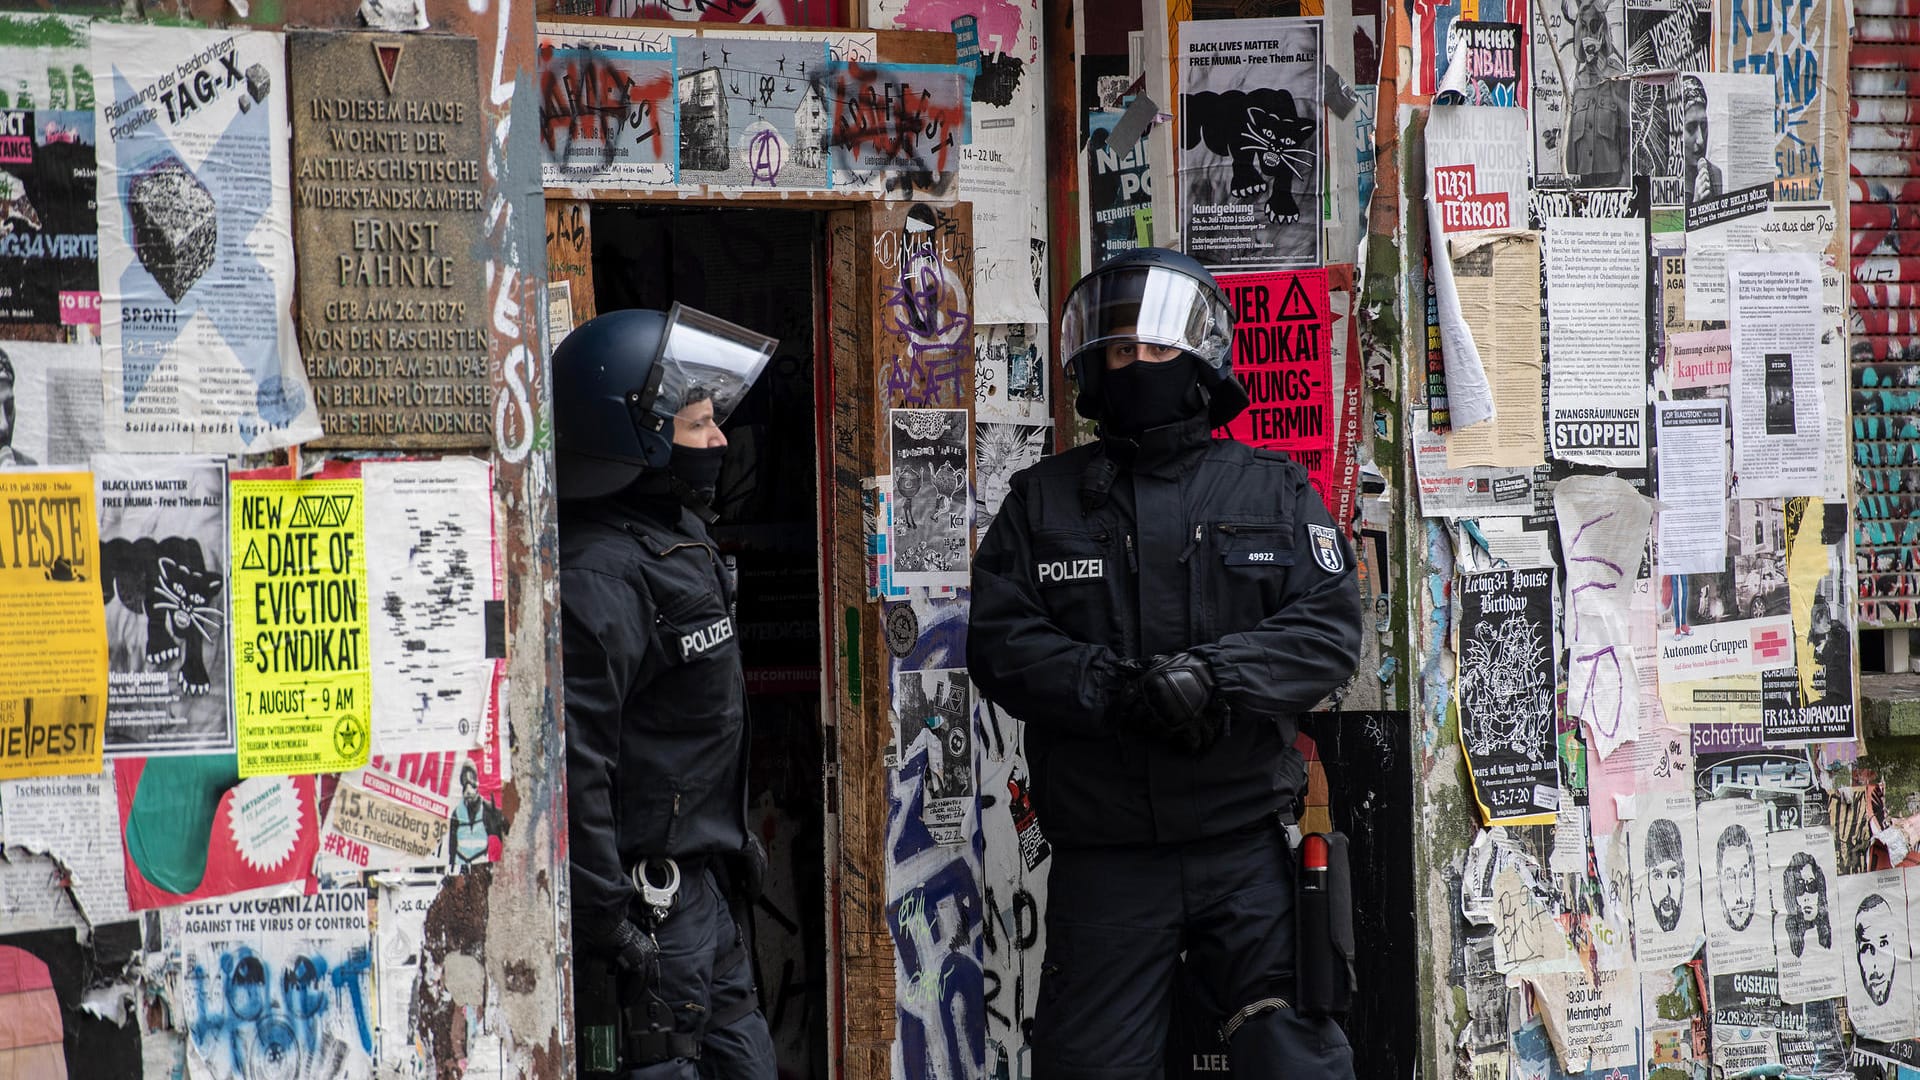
1307, 523, 1344, 573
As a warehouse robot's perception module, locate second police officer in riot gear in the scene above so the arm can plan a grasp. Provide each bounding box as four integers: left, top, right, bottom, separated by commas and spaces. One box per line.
969, 248, 1364, 1078
553, 305, 778, 1079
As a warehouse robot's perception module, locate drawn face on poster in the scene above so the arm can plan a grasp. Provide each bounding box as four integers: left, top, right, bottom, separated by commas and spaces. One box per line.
974, 422, 1049, 538
1696, 795, 1776, 972
1716, 826, 1756, 928
1784, 853, 1830, 955
1177, 19, 1324, 271
1838, 870, 1917, 1040
1630, 792, 1705, 966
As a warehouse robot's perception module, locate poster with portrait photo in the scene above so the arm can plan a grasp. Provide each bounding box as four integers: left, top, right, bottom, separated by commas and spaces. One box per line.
1178, 18, 1324, 272
1630, 789, 1706, 968
1697, 795, 1774, 973
1626, 0, 1711, 206
1840, 869, 1918, 1041
1530, 0, 1629, 186
974, 421, 1050, 540
1770, 825, 1844, 1003
887, 408, 970, 588
93, 454, 233, 756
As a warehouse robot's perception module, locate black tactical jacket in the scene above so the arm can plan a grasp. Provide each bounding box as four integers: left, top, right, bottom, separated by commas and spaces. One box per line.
560, 498, 749, 930
968, 416, 1363, 848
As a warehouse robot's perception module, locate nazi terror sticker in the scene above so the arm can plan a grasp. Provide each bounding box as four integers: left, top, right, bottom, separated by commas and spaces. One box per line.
1307, 524, 1345, 574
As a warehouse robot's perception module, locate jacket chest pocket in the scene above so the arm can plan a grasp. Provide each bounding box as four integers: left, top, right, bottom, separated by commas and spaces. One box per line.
1203, 520, 1295, 636
654, 600, 739, 667
1031, 529, 1124, 643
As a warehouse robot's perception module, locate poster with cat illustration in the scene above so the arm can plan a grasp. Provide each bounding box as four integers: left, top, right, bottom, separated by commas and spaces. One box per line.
93, 454, 234, 755
1178, 18, 1324, 271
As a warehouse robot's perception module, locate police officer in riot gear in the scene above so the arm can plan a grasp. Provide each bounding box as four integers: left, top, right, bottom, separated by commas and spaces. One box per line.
969, 248, 1363, 1078
554, 305, 778, 1079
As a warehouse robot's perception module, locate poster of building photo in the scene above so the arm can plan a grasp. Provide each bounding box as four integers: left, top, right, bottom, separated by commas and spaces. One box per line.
672, 35, 831, 190
887, 408, 970, 588
1178, 18, 1324, 271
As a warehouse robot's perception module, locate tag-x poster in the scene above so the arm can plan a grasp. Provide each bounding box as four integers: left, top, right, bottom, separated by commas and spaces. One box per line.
92, 24, 322, 454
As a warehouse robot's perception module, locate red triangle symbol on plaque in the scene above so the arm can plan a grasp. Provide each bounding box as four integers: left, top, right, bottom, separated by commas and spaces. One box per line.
374, 42, 404, 95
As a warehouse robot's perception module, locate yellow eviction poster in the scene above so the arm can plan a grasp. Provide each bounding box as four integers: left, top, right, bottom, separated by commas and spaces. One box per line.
0, 471, 108, 779
230, 479, 371, 777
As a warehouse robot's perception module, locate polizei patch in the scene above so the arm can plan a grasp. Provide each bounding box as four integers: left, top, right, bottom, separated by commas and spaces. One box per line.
1036, 557, 1104, 586
1306, 524, 1345, 573
678, 616, 735, 659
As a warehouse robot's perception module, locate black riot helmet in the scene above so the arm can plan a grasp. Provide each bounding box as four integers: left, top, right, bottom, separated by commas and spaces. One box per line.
551, 304, 777, 500
1060, 247, 1248, 427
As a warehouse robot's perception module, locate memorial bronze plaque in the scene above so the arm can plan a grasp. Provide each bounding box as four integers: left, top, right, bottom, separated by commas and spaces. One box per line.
290, 32, 491, 447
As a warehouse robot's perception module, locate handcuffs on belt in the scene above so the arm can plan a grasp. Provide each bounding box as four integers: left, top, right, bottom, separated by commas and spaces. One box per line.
630, 857, 682, 926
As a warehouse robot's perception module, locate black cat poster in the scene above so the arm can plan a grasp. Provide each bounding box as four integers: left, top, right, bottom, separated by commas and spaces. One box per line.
94, 454, 234, 755
1178, 18, 1325, 271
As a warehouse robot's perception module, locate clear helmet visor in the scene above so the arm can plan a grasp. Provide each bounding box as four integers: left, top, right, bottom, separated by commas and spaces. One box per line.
1061, 265, 1234, 372
650, 303, 778, 429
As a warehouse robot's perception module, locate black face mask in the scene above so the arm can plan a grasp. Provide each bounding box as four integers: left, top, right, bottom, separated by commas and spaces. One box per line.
668, 444, 727, 502
1101, 355, 1205, 435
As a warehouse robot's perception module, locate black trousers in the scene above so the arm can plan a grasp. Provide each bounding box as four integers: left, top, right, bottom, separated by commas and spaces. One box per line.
1033, 823, 1355, 1080
621, 866, 776, 1080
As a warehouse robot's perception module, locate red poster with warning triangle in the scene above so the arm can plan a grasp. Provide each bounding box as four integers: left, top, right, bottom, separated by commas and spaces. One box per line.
1216, 267, 1339, 507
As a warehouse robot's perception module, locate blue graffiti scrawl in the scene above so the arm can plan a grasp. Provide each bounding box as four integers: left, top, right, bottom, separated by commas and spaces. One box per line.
887, 751, 987, 1080
181, 888, 376, 1080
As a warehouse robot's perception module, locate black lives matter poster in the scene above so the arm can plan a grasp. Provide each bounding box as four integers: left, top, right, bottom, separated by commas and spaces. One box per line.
1217, 267, 1336, 500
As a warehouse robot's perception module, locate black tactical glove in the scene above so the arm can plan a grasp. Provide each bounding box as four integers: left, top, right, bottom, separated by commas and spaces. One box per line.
1113, 651, 1225, 754
581, 918, 659, 977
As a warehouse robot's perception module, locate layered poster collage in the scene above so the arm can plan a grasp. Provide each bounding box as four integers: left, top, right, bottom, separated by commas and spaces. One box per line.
0, 17, 515, 1080
1398, 0, 1866, 1062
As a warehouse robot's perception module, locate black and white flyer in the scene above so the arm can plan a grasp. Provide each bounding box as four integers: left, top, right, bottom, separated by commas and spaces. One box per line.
887, 408, 970, 589
1456, 566, 1560, 824
92, 24, 322, 454
893, 667, 972, 846
93, 454, 233, 755
1626, 0, 1712, 205
1178, 18, 1324, 271
1768, 825, 1845, 1003
974, 421, 1050, 540
1629, 789, 1707, 968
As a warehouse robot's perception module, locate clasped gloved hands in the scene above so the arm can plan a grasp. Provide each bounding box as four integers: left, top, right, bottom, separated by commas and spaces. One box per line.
581, 917, 659, 977
1111, 652, 1229, 754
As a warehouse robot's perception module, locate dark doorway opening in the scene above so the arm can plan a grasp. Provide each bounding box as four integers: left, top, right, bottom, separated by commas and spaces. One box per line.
592, 205, 829, 1080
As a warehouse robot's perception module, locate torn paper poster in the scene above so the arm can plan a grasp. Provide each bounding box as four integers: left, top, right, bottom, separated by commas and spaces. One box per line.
1555, 475, 1654, 760
1549, 795, 1588, 875
1529, 0, 1628, 186
893, 668, 971, 846
1666, 330, 1731, 390
1444, 230, 1544, 469
1762, 498, 1855, 744
888, 410, 971, 589
0, 470, 108, 781
1628, 0, 1712, 206
1756, 202, 1849, 504
1678, 71, 1776, 320
115, 755, 316, 909
364, 458, 494, 754
1654, 402, 1729, 577
3, 342, 107, 467
1769, 825, 1845, 1003
1425, 106, 1530, 431
1543, 216, 1647, 467
0, 771, 132, 927
319, 776, 449, 873
373, 872, 441, 1075
1656, 497, 1794, 714
973, 324, 1051, 425
974, 421, 1050, 540
180, 888, 374, 1080
1456, 566, 1560, 825
1588, 725, 1691, 838
1436, 22, 1525, 108
1525, 966, 1640, 1074
1490, 856, 1573, 976
1411, 409, 1546, 518
92, 24, 322, 454
1696, 795, 1774, 973
358, 0, 428, 32
1630, 789, 1706, 968
1462, 934, 1510, 1052
1840, 869, 1917, 1042
1718, 0, 1846, 202
230, 478, 372, 778
0, 100, 98, 336
1589, 828, 1638, 972
0, 850, 89, 934
1728, 252, 1825, 499
1177, 18, 1325, 272
536, 45, 677, 190
95, 455, 234, 757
